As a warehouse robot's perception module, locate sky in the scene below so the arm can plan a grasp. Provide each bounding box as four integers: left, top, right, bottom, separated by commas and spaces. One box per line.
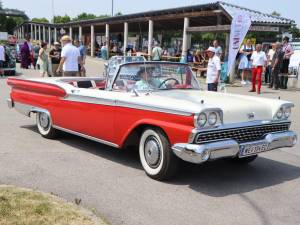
3, 0, 300, 27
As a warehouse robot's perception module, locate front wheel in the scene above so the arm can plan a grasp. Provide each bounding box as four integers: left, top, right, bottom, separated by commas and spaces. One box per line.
139, 128, 179, 180
36, 112, 58, 139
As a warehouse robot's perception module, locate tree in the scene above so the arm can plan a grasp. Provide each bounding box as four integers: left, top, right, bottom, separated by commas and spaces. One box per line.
72, 13, 97, 21
31, 17, 49, 23
53, 15, 71, 24
115, 12, 122, 16
271, 11, 281, 17
289, 25, 300, 38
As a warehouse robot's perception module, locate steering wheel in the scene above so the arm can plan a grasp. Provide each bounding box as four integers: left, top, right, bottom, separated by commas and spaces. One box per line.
158, 78, 180, 88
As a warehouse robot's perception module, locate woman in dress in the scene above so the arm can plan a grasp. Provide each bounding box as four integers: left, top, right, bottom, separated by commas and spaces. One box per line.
239, 39, 254, 85
38, 42, 49, 77
20, 38, 31, 69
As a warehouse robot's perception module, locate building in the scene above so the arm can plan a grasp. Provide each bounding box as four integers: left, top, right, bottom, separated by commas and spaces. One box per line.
13, 1, 294, 59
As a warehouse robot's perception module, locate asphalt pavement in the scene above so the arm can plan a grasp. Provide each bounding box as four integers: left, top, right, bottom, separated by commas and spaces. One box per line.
0, 59, 300, 225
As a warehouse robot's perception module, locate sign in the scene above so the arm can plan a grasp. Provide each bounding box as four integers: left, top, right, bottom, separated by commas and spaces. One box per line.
227, 11, 252, 77
60, 28, 66, 35
0, 32, 8, 41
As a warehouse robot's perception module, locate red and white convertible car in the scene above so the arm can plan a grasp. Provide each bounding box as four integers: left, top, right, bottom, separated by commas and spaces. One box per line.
7, 62, 297, 180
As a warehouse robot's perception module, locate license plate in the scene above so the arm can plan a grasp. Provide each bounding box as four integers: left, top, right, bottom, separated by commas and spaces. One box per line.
239, 142, 269, 157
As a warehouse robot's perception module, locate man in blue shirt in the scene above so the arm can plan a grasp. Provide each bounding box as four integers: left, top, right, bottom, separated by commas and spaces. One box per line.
75, 40, 87, 76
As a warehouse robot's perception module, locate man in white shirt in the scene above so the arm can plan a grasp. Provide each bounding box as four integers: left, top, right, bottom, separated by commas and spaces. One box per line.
206, 47, 221, 92
249, 44, 267, 94
0, 44, 5, 78
57, 35, 82, 77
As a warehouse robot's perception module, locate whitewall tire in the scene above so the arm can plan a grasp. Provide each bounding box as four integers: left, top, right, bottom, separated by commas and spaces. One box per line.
139, 128, 179, 180
36, 112, 58, 139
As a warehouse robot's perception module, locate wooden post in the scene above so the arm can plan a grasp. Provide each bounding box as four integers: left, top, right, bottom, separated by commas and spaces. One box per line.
124, 22, 128, 55
91, 25, 95, 57
182, 17, 190, 62
148, 20, 153, 60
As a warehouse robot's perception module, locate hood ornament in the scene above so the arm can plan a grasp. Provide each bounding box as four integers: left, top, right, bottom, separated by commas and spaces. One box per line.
247, 112, 255, 119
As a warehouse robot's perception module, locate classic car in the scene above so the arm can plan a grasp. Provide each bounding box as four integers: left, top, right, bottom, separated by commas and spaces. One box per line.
104, 55, 146, 77
7, 61, 297, 180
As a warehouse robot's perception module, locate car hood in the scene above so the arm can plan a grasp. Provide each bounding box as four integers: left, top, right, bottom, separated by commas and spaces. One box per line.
147, 90, 291, 123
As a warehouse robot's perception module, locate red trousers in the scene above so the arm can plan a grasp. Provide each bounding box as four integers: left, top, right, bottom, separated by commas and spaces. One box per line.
252, 66, 263, 93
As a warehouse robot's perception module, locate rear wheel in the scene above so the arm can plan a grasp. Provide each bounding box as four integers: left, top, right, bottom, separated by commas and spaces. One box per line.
231, 155, 258, 164
139, 128, 179, 180
36, 112, 58, 139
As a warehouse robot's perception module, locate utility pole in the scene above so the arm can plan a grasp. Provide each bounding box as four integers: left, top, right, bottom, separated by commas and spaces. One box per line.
51, 0, 55, 23
111, 0, 114, 17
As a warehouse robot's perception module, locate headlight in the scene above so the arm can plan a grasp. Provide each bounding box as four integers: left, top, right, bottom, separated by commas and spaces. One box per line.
283, 107, 291, 118
197, 113, 207, 127
276, 108, 283, 119
208, 112, 218, 126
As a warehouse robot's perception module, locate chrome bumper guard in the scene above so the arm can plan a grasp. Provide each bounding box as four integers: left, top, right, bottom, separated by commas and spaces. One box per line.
172, 131, 297, 164
7, 98, 14, 109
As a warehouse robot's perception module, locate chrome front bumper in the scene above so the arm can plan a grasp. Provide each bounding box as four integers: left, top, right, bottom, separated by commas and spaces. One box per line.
172, 131, 297, 164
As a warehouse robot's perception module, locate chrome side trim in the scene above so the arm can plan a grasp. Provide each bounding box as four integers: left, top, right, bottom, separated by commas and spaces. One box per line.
13, 101, 50, 117
7, 98, 14, 109
52, 125, 119, 148
116, 100, 192, 116
62, 94, 193, 116
63, 94, 116, 106
188, 120, 291, 143
173, 131, 297, 164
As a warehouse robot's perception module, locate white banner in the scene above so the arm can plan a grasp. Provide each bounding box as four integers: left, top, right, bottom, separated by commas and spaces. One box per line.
227, 11, 252, 77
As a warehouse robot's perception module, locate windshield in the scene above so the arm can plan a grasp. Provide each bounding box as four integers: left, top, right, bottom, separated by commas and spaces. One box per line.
112, 63, 200, 92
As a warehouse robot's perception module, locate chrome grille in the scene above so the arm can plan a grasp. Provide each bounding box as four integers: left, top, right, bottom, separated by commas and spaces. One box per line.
195, 122, 290, 144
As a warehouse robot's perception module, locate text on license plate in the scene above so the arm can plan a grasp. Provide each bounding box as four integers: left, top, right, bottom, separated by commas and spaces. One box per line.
239, 143, 269, 157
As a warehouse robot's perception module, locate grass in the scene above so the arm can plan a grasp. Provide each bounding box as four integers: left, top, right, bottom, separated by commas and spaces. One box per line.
0, 185, 107, 225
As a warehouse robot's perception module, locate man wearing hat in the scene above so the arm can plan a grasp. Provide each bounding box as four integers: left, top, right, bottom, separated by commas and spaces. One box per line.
49, 42, 62, 76
205, 46, 221, 91
57, 35, 82, 77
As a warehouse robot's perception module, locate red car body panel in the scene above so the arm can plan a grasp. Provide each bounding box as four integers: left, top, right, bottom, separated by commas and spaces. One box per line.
8, 78, 194, 148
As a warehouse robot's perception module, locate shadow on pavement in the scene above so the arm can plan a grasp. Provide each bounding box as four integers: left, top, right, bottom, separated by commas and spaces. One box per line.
22, 124, 300, 197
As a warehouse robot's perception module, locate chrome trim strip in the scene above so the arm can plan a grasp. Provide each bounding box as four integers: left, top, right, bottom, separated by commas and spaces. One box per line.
13, 101, 50, 117
116, 100, 192, 116
173, 131, 297, 164
62, 94, 193, 116
7, 98, 14, 109
53, 125, 119, 148
188, 120, 291, 143
63, 94, 116, 106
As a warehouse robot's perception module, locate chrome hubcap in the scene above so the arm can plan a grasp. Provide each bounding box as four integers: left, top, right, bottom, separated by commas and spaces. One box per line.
144, 136, 161, 168
39, 113, 49, 129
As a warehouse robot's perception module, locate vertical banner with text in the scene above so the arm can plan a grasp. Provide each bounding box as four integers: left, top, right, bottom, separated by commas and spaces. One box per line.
227, 12, 252, 77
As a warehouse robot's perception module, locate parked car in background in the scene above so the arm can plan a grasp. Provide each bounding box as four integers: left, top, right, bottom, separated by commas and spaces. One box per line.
7, 61, 297, 180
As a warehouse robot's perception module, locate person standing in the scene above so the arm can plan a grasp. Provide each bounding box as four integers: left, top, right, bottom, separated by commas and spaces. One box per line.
213, 39, 222, 57
37, 42, 49, 77
266, 43, 276, 86
0, 43, 5, 78
49, 42, 62, 77
152, 43, 163, 61
280, 36, 294, 89
239, 39, 254, 85
74, 40, 87, 76
33, 43, 40, 70
205, 47, 221, 92
57, 36, 82, 77
249, 44, 267, 94
20, 37, 31, 69
270, 42, 284, 90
